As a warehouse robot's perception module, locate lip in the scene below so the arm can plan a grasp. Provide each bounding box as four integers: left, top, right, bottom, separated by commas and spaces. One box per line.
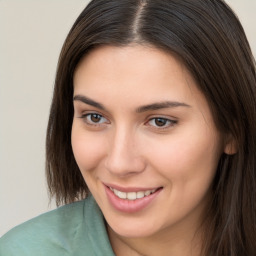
103, 183, 163, 213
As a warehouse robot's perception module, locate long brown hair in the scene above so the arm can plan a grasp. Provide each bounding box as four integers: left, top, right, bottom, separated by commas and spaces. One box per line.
46, 0, 256, 254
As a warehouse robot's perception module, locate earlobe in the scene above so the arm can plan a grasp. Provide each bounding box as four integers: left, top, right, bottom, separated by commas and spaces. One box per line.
223, 134, 238, 155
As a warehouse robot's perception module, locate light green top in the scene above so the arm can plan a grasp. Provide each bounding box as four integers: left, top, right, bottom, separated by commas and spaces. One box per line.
0, 195, 115, 256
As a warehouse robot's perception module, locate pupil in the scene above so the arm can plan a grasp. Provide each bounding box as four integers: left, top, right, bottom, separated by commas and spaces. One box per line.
155, 118, 166, 126
91, 114, 101, 122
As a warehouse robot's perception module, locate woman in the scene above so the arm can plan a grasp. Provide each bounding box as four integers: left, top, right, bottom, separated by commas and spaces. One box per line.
1, 0, 256, 255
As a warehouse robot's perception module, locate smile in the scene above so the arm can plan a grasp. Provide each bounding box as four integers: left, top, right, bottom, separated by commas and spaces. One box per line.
109, 187, 157, 200
104, 184, 163, 213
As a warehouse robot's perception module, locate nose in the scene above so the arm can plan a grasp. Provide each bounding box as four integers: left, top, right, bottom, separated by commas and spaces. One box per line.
104, 126, 146, 177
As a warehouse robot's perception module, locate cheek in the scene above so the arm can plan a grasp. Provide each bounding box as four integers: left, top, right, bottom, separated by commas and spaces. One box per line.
146, 128, 222, 190
71, 124, 106, 174
147, 132, 222, 221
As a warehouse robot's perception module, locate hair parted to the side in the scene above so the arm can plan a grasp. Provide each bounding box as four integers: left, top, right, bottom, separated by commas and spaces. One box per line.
46, 0, 256, 254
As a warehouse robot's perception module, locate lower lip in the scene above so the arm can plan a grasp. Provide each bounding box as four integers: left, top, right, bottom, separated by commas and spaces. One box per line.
105, 186, 162, 213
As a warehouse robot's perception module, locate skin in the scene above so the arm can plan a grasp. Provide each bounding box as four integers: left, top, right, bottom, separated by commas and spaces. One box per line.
71, 45, 232, 256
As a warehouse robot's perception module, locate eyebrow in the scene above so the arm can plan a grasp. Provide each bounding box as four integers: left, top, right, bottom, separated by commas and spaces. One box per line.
73, 95, 105, 110
136, 101, 191, 113
73, 94, 191, 112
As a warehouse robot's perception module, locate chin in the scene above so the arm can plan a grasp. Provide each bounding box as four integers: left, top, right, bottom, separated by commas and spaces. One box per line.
107, 218, 159, 239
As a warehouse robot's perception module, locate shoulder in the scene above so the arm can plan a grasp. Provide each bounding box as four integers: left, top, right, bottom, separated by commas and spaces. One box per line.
0, 195, 113, 256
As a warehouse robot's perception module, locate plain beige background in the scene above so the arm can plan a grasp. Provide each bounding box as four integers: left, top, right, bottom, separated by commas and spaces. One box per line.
0, 0, 255, 236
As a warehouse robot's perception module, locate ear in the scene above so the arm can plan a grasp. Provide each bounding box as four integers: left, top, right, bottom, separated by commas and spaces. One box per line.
223, 134, 238, 155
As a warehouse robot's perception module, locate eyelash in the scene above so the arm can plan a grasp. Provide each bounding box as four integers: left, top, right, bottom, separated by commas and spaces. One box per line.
79, 113, 177, 129
79, 113, 109, 126
146, 117, 177, 129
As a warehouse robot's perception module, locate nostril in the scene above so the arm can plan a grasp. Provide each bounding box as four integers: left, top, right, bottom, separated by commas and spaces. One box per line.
104, 153, 146, 177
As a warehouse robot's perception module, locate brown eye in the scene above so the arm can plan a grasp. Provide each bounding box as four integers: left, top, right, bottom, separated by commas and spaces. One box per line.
82, 113, 108, 125
154, 118, 168, 127
90, 114, 102, 123
148, 117, 177, 128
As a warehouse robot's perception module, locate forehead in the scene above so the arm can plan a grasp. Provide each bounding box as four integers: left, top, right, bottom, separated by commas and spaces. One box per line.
75, 45, 184, 74
73, 45, 207, 112
74, 45, 192, 91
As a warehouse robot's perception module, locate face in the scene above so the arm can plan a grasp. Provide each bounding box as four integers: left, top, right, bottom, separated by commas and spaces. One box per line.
72, 45, 228, 240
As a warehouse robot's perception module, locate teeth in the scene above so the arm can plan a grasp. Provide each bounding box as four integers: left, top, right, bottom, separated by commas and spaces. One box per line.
113, 189, 126, 199
111, 187, 157, 200
144, 190, 151, 196
127, 192, 136, 200
136, 191, 145, 199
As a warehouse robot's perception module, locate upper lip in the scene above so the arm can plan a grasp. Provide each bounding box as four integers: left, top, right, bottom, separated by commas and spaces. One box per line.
103, 182, 162, 193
